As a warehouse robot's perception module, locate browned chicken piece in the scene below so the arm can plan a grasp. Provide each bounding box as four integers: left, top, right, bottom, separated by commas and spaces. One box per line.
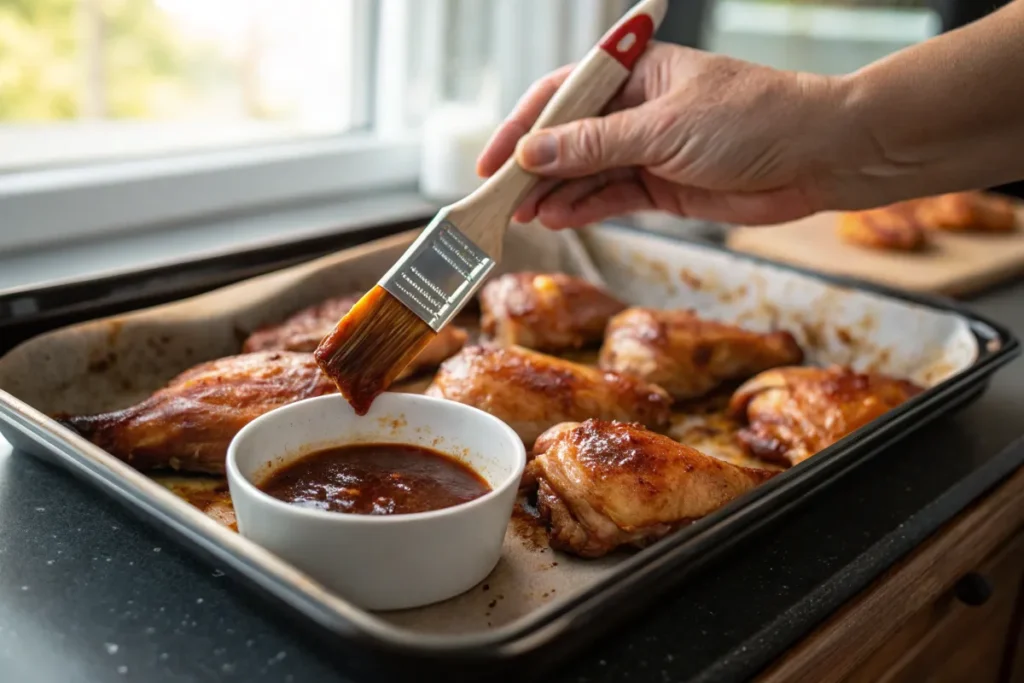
242, 294, 468, 379
598, 308, 804, 401
479, 272, 626, 351
836, 191, 1017, 250
523, 419, 776, 558
728, 365, 924, 467
914, 191, 1018, 233
425, 344, 672, 445
59, 351, 337, 475
836, 201, 928, 251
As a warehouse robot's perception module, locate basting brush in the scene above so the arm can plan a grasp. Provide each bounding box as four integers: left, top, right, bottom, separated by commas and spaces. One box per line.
314, 0, 669, 415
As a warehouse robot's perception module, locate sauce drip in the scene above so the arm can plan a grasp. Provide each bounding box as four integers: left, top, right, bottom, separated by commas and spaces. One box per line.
259, 443, 490, 515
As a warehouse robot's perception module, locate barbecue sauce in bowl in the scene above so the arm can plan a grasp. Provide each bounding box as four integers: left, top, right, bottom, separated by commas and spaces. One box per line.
259, 443, 491, 515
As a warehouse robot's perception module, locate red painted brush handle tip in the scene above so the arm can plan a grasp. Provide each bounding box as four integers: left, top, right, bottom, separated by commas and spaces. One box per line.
599, 14, 656, 70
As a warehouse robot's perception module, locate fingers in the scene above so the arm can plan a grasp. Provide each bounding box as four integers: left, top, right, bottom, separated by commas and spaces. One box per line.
541, 180, 656, 229
518, 171, 655, 229
512, 177, 563, 223
514, 102, 668, 179
476, 55, 661, 178
476, 64, 575, 178
533, 169, 638, 226
672, 185, 817, 225
514, 170, 636, 224
516, 169, 817, 230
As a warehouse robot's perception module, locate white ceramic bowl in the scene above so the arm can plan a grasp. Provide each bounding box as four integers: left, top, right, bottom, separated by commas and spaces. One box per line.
226, 392, 526, 611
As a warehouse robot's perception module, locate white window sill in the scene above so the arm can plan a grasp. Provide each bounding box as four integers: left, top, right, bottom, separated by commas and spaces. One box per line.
0, 134, 421, 255
0, 121, 357, 172
0, 191, 436, 293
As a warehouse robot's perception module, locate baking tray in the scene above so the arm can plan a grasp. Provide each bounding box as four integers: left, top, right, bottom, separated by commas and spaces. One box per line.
0, 218, 1018, 682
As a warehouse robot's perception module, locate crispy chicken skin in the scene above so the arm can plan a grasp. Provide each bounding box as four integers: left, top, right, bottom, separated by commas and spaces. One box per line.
59, 351, 337, 474
479, 272, 626, 351
598, 308, 804, 401
425, 345, 672, 445
242, 294, 467, 378
836, 201, 928, 251
729, 365, 924, 467
523, 420, 776, 558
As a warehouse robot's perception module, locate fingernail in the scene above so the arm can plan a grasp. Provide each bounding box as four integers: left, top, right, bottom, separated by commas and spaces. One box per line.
519, 133, 558, 169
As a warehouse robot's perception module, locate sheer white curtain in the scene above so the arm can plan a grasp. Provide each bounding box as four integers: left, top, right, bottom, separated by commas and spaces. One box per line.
492, 0, 630, 116
377, 0, 630, 130
375, 0, 629, 199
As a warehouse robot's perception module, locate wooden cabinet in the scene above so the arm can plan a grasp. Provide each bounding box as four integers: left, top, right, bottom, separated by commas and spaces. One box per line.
847, 533, 1023, 683
760, 467, 1024, 683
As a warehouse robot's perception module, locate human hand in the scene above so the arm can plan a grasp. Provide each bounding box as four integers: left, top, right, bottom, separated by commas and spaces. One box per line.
477, 42, 875, 228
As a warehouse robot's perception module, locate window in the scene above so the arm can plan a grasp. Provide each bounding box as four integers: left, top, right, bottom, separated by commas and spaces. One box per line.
2, 0, 368, 170
703, 0, 941, 75
0, 0, 629, 255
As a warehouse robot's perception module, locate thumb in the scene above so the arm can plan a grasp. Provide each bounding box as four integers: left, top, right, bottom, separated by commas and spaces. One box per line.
514, 104, 666, 178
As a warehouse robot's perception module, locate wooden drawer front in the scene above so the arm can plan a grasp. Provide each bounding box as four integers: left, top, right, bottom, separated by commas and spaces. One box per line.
759, 467, 1024, 683
846, 531, 1024, 683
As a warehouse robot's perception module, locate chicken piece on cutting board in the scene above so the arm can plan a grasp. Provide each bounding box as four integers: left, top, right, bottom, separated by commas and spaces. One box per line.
836, 201, 929, 251
835, 190, 1017, 251
914, 191, 1017, 233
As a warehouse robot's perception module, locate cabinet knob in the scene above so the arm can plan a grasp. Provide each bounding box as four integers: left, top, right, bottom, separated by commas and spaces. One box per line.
954, 572, 993, 606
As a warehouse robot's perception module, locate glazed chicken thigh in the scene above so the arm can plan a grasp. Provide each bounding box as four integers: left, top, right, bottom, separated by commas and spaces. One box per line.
243, 293, 467, 379
599, 308, 804, 400
425, 345, 672, 445
61, 351, 337, 474
479, 272, 626, 352
524, 420, 776, 557
729, 365, 923, 466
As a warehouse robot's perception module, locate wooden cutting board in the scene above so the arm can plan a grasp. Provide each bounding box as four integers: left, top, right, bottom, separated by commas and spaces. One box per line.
726, 208, 1024, 297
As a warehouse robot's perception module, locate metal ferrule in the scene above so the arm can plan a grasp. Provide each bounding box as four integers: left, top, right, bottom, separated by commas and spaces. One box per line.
378, 215, 495, 332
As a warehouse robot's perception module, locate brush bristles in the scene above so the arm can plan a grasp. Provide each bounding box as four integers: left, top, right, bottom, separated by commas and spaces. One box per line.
314, 285, 435, 415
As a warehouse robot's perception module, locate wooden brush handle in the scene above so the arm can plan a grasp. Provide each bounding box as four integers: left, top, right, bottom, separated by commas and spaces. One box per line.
448, 0, 669, 259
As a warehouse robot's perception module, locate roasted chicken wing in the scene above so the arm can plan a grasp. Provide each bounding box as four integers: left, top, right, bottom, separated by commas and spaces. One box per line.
524, 419, 776, 557
836, 201, 928, 251
60, 351, 337, 474
479, 272, 626, 351
425, 345, 672, 445
729, 365, 923, 466
598, 308, 804, 401
243, 294, 467, 379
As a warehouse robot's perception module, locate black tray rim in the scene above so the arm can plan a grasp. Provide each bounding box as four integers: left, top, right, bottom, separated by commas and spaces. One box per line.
0, 217, 1019, 664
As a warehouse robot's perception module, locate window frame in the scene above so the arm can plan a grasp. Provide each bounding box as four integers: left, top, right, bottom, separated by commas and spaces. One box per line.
0, 0, 628, 255
0, 0, 417, 254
